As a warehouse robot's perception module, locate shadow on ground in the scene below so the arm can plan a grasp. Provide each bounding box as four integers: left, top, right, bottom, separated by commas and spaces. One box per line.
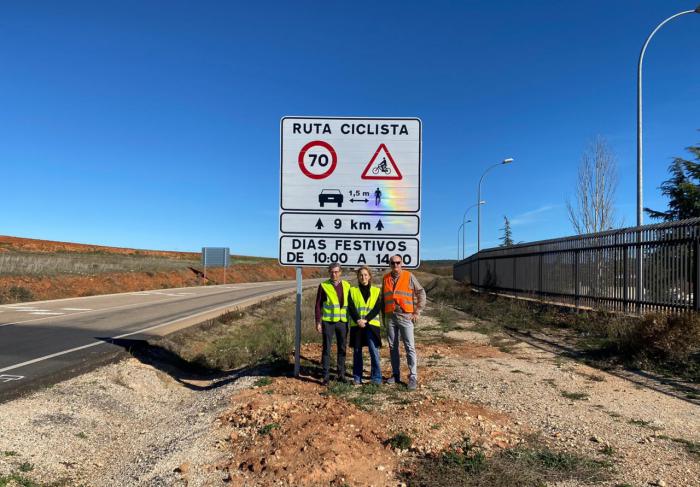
98, 338, 342, 391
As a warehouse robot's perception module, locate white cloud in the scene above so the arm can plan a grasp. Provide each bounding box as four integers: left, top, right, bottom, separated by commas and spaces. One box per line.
510, 205, 560, 226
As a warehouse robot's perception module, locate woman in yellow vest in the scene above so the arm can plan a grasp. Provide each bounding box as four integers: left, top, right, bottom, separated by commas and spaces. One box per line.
348, 266, 383, 385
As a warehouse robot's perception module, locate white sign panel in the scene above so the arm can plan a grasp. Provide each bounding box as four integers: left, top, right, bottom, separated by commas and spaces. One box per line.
280, 117, 421, 213
280, 236, 419, 268
280, 212, 419, 236
279, 116, 421, 268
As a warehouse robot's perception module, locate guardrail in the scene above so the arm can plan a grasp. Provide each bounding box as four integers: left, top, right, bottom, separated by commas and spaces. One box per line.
453, 218, 700, 314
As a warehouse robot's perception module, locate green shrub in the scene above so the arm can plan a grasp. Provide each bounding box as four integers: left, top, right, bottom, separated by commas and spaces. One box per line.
387, 432, 413, 450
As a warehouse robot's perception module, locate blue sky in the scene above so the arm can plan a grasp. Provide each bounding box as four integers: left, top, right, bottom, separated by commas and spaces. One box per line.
1, 1, 698, 260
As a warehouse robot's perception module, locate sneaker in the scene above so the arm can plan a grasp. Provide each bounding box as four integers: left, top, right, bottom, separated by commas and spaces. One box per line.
337, 376, 348, 384
385, 377, 398, 385
407, 378, 418, 391
370, 380, 382, 386
353, 379, 362, 386
321, 378, 330, 386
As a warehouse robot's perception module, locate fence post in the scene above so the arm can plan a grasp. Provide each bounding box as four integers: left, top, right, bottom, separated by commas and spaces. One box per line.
695, 239, 700, 311
512, 256, 517, 297
636, 230, 643, 314
538, 253, 543, 297
574, 250, 580, 309
623, 246, 629, 313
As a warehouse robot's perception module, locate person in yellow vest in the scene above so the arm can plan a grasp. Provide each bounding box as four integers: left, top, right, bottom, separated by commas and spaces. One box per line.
315, 262, 351, 385
348, 266, 383, 386
382, 255, 426, 390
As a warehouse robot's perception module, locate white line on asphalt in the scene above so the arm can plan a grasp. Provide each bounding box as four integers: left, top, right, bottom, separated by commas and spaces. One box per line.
0, 282, 295, 328
60, 308, 93, 311
0, 281, 293, 307
0, 374, 24, 383
0, 292, 292, 374
29, 312, 65, 316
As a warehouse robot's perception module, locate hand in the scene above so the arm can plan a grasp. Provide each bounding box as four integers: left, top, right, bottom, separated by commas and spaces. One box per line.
358, 319, 366, 328
411, 313, 419, 323
316, 322, 322, 334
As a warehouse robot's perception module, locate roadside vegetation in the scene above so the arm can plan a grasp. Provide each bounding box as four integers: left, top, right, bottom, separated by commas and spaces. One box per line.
425, 276, 700, 383
404, 436, 611, 487
0, 250, 274, 277
156, 292, 319, 371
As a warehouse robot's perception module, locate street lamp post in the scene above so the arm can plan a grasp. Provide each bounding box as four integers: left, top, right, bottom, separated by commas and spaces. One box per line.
477, 158, 514, 252
636, 6, 699, 307
462, 200, 486, 259
457, 220, 471, 260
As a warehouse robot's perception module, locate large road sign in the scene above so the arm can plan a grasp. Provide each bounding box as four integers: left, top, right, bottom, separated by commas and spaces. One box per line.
202, 247, 230, 268
279, 116, 421, 268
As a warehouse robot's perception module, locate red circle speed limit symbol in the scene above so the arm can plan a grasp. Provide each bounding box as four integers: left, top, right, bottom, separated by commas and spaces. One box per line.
298, 140, 337, 180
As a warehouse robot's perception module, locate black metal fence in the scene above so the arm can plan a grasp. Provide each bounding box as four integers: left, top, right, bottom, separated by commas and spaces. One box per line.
453, 218, 700, 314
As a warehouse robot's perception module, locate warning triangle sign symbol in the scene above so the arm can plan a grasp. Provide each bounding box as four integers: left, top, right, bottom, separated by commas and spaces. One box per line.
360, 144, 403, 180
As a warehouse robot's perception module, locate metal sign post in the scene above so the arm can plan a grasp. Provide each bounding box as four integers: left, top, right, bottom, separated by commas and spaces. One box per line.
202, 247, 230, 284
294, 266, 302, 377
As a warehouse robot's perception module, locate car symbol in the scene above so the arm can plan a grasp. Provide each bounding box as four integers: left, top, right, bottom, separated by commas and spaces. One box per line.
319, 189, 343, 208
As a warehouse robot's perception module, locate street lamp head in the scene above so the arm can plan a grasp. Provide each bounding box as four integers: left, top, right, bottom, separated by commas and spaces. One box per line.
502, 158, 514, 164
695, 4, 700, 13
479, 200, 486, 205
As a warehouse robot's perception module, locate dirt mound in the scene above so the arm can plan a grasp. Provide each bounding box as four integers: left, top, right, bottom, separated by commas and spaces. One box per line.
219, 379, 397, 486
212, 338, 522, 486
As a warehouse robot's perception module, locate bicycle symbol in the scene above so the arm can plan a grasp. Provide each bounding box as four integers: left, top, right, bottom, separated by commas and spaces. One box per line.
372, 157, 392, 175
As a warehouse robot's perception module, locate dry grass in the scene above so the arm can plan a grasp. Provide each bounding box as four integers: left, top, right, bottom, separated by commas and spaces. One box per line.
0, 252, 197, 276
405, 437, 611, 487
156, 292, 318, 371
425, 276, 700, 382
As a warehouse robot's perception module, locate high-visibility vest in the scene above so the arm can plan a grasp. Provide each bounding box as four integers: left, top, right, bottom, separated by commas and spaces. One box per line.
320, 280, 351, 323
383, 271, 415, 314
349, 286, 381, 328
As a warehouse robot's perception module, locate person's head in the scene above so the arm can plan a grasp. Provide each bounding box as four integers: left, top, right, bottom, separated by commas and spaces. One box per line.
356, 266, 373, 286
389, 255, 403, 275
328, 262, 342, 282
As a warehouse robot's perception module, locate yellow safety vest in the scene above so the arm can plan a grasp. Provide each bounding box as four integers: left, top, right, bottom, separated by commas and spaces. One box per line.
320, 280, 351, 323
349, 286, 381, 328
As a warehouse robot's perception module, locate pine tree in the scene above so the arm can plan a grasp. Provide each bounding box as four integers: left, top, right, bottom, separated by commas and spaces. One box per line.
499, 216, 514, 247
645, 142, 700, 221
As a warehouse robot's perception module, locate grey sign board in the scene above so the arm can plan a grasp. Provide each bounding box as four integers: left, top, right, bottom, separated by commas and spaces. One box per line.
201, 247, 230, 268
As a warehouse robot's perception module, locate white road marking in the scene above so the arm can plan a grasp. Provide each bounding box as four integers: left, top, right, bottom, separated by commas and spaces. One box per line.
60, 308, 93, 311
29, 312, 65, 316
0, 282, 296, 328
0, 374, 24, 383
0, 294, 292, 374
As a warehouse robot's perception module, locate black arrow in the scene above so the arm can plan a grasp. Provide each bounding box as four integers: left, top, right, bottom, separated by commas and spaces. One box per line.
376, 219, 384, 231
350, 198, 369, 203
315, 218, 324, 230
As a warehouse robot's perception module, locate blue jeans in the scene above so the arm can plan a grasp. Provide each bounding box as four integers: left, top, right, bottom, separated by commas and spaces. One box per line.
387, 313, 417, 382
352, 328, 382, 384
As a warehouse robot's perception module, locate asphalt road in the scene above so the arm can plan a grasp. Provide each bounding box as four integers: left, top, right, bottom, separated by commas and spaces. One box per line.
0, 280, 306, 402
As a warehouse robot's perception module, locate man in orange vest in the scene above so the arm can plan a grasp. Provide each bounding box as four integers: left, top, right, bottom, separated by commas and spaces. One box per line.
382, 254, 426, 390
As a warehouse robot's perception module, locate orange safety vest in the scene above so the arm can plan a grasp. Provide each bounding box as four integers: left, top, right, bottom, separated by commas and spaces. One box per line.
383, 271, 415, 314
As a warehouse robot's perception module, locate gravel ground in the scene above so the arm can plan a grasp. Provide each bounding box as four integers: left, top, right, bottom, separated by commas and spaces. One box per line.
0, 301, 698, 487
0, 358, 254, 486
418, 314, 699, 487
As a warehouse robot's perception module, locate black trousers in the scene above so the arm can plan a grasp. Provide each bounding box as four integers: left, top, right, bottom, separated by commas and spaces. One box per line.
321, 320, 348, 379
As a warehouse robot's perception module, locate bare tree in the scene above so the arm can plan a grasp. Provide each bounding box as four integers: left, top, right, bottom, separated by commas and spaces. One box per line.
567, 136, 621, 234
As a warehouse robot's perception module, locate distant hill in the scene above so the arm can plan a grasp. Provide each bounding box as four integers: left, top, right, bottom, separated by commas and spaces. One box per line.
0, 235, 317, 304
